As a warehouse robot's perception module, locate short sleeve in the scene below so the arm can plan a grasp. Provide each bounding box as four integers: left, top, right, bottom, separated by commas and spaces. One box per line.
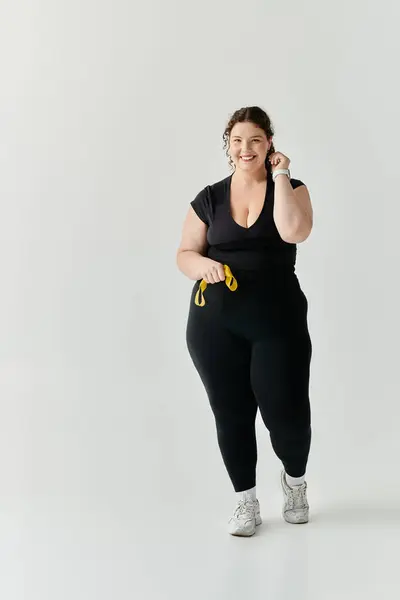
190, 186, 213, 226
290, 178, 306, 190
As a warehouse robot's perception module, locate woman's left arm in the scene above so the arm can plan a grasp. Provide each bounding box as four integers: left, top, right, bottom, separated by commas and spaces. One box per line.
273, 175, 313, 243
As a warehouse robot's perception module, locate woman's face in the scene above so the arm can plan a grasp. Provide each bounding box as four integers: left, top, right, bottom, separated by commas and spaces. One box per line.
229, 121, 271, 171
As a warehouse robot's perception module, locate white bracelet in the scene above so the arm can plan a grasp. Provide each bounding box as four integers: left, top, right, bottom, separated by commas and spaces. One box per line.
272, 168, 290, 182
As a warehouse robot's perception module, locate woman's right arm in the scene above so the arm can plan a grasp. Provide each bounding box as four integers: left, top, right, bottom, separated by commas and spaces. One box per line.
176, 207, 225, 283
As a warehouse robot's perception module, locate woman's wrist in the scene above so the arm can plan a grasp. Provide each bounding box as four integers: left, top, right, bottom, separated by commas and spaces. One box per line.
272, 168, 290, 182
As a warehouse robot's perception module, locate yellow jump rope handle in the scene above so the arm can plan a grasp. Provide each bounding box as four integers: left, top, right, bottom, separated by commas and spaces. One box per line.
195, 264, 238, 307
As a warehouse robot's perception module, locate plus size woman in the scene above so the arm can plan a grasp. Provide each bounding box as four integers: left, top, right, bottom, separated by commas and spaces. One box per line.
177, 106, 313, 536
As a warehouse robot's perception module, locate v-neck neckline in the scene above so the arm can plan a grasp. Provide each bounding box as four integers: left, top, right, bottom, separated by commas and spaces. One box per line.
227, 170, 273, 231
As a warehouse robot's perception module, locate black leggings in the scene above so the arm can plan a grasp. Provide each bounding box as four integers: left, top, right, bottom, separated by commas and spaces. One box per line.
186, 269, 312, 492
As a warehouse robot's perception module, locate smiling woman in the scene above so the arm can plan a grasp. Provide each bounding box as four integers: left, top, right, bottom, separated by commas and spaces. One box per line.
176, 105, 313, 537
226, 115, 313, 241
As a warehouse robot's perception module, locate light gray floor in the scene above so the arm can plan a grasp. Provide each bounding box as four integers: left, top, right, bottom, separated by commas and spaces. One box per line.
2, 418, 399, 599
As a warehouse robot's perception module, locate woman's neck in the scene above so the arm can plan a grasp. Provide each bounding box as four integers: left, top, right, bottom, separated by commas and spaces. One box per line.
232, 165, 269, 187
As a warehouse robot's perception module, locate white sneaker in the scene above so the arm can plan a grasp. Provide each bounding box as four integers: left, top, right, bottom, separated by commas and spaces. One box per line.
281, 470, 309, 524
228, 498, 262, 536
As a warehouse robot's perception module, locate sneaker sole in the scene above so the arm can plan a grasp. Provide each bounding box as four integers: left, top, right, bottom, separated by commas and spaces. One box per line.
282, 510, 309, 524
229, 514, 262, 537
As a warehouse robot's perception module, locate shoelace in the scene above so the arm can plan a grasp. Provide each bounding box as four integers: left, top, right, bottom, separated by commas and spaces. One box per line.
195, 264, 238, 307
234, 499, 256, 520
286, 484, 308, 510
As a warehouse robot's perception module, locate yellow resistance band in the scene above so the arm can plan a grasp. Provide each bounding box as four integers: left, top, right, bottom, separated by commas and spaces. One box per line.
195, 264, 238, 307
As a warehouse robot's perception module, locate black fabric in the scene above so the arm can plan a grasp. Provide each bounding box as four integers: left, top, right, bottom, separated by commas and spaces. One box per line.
186, 272, 312, 492
190, 170, 306, 272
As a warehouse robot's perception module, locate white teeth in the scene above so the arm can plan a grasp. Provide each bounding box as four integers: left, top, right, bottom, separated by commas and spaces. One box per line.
241, 156, 255, 161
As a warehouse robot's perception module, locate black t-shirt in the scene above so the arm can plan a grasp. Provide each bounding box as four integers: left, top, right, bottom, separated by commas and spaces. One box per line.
191, 170, 306, 272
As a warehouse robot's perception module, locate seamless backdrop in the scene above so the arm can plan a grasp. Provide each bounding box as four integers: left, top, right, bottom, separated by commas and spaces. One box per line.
1, 1, 399, 598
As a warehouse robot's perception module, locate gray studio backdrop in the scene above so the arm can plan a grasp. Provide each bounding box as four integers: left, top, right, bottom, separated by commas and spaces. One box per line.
1, 0, 399, 598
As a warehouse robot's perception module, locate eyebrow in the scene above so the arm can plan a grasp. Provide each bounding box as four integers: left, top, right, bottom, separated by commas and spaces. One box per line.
231, 135, 263, 139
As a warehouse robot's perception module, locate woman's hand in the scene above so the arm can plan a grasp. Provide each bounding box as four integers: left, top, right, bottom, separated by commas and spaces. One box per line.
199, 258, 226, 284
269, 151, 290, 173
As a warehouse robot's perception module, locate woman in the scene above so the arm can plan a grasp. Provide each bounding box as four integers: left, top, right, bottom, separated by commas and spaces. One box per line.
176, 106, 313, 536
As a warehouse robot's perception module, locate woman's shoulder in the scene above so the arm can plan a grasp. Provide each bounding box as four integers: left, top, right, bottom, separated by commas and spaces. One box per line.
289, 177, 306, 190
209, 174, 231, 194
190, 175, 230, 225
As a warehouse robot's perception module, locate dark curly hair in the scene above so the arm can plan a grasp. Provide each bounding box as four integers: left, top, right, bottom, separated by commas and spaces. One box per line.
222, 106, 276, 172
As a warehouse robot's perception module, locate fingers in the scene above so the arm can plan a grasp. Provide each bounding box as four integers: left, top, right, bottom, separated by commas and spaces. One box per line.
204, 264, 225, 284
217, 264, 226, 282
208, 267, 222, 284
206, 271, 217, 284
269, 152, 290, 169
269, 153, 281, 166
